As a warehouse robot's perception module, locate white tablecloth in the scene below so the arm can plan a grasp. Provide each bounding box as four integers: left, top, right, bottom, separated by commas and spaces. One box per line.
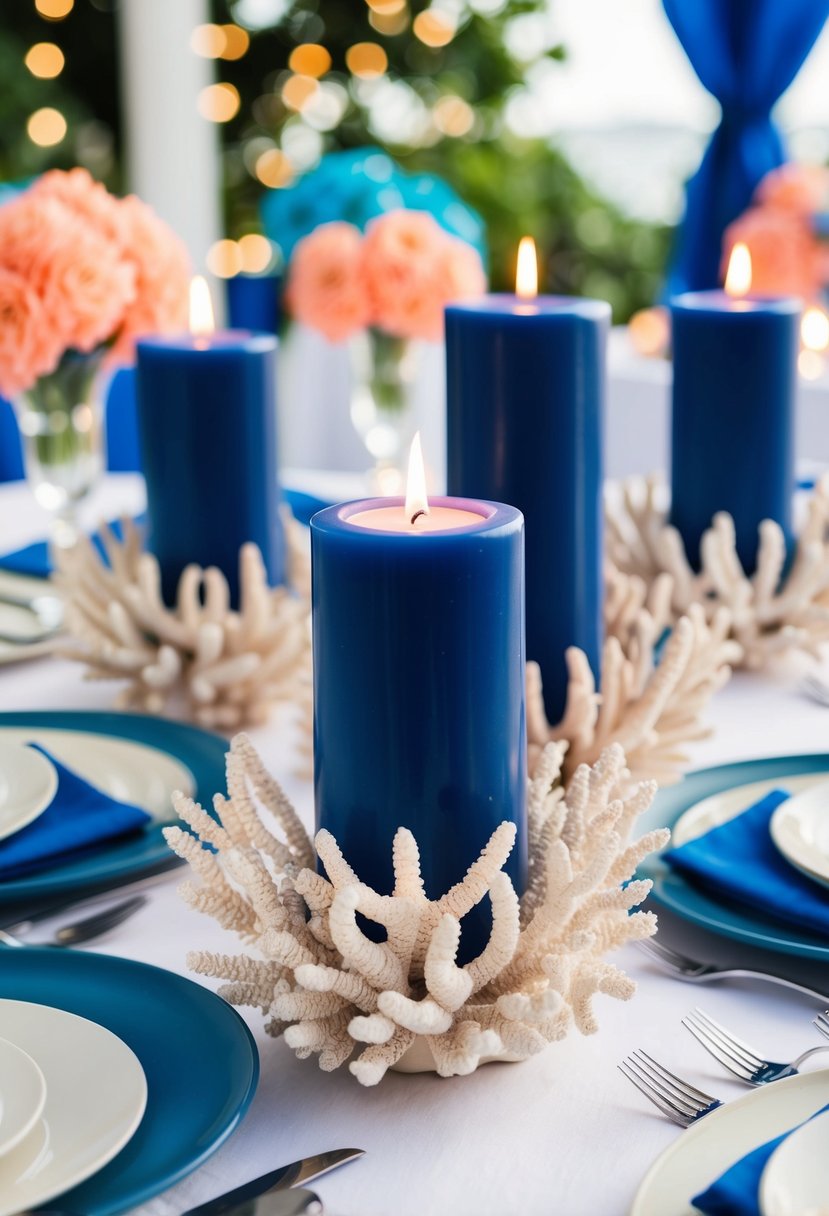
1, 476, 828, 1216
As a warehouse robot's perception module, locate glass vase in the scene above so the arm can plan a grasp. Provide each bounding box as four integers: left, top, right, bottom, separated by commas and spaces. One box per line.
349, 328, 420, 491
13, 349, 109, 549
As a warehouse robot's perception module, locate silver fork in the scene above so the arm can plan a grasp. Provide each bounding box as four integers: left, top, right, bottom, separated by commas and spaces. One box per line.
682, 1006, 829, 1085
618, 1048, 723, 1127
0, 894, 146, 948
814, 1012, 829, 1041
637, 937, 829, 1004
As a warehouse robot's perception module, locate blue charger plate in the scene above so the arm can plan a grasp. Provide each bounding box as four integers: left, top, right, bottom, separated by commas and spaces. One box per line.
0, 711, 227, 903
1, 948, 258, 1216
639, 752, 829, 961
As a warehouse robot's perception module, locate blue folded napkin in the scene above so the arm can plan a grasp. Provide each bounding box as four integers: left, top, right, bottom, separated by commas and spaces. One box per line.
0, 746, 151, 881
0, 517, 135, 580
663, 789, 829, 936
0, 488, 331, 580
692, 1101, 829, 1215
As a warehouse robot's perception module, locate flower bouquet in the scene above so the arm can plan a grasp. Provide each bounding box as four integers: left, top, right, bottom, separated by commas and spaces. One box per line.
0, 169, 189, 544
722, 162, 829, 301
630, 162, 829, 363
286, 209, 485, 476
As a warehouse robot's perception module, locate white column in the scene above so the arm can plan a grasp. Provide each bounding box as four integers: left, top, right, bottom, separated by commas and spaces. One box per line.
117, 0, 221, 276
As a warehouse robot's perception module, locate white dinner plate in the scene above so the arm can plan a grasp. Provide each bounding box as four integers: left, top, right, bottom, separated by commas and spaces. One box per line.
670, 772, 829, 847
0, 1037, 46, 1159
630, 1070, 829, 1216
0, 739, 57, 843
0, 727, 194, 821
769, 779, 829, 889
0, 999, 147, 1216
760, 1107, 829, 1215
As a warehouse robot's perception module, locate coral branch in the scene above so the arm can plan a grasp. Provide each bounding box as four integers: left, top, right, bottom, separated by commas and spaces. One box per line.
56, 519, 311, 730
608, 475, 829, 669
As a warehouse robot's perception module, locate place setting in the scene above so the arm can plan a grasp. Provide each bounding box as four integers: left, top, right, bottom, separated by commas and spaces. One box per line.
622, 1017, 829, 1215
639, 756, 829, 962
5, 1, 829, 1213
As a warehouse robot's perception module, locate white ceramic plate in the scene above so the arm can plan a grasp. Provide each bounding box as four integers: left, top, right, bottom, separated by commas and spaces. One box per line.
630, 1070, 829, 1216
0, 1037, 46, 1159
760, 1107, 829, 1215
0, 739, 57, 843
769, 780, 829, 889
0, 727, 194, 821
670, 772, 828, 847
0, 999, 147, 1216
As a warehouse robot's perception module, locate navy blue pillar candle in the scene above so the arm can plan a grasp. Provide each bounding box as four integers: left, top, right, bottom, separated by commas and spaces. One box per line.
670, 288, 800, 572
226, 273, 281, 334
311, 496, 526, 962
135, 329, 285, 607
446, 295, 609, 725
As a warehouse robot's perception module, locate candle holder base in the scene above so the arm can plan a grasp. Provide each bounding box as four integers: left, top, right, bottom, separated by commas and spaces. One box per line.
170, 734, 668, 1086
606, 475, 829, 670
390, 1036, 522, 1073
54, 514, 310, 730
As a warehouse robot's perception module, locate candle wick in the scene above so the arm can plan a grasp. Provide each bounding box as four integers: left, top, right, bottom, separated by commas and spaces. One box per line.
410, 509, 428, 526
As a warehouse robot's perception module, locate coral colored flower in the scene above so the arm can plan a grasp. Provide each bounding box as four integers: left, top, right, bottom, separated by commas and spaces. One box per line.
441, 236, 487, 302
362, 211, 486, 341
0, 170, 189, 387
32, 167, 124, 246
110, 195, 191, 362
722, 207, 823, 300
0, 266, 62, 397
0, 193, 136, 353
755, 163, 829, 215
287, 222, 372, 343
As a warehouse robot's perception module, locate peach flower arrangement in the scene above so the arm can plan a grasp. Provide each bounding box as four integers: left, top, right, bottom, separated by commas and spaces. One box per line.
722, 162, 829, 302
631, 161, 829, 360
286, 211, 486, 343
0, 168, 190, 398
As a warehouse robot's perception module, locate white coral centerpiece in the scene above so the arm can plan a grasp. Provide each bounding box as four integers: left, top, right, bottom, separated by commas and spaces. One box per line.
55, 514, 311, 729
606, 475, 829, 668
528, 565, 740, 788
165, 734, 669, 1085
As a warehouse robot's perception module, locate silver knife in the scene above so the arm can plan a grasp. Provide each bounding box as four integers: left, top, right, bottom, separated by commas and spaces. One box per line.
206, 1191, 323, 1216
32, 1149, 362, 1216
179, 1148, 364, 1216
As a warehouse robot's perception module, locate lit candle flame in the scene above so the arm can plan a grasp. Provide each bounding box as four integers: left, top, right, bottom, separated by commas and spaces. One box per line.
516, 236, 538, 300
405, 432, 429, 526
189, 275, 216, 336
724, 243, 752, 297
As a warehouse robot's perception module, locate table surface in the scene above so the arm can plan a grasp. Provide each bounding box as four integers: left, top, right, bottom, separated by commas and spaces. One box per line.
2, 475, 828, 1216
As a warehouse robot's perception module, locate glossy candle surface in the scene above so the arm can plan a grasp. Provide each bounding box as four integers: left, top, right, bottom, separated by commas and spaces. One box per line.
311, 496, 526, 962
670, 292, 799, 571
446, 295, 610, 724
136, 331, 285, 607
